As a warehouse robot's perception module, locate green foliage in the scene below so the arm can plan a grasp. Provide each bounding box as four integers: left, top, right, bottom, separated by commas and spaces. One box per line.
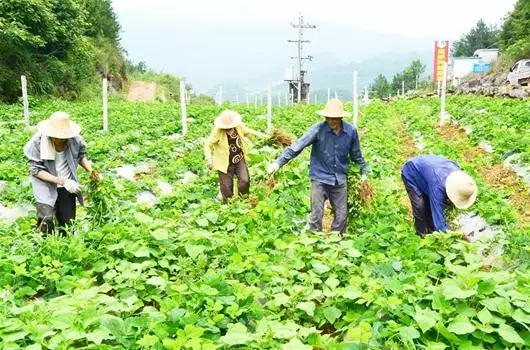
370, 74, 391, 98
0, 0, 124, 102
452, 19, 500, 57
500, 0, 530, 58
0, 97, 528, 349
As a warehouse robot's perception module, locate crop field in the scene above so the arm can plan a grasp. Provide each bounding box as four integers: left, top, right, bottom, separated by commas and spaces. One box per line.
0, 96, 529, 349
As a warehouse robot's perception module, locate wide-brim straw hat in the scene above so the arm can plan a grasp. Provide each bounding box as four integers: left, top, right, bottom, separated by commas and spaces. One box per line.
316, 99, 352, 118
215, 110, 242, 129
37, 111, 81, 139
445, 171, 478, 209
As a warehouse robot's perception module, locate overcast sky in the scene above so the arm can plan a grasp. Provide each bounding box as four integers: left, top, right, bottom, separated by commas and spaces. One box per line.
112, 0, 515, 38
111, 0, 517, 93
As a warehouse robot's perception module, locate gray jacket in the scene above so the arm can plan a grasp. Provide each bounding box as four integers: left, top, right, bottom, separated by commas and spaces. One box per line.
23, 132, 87, 206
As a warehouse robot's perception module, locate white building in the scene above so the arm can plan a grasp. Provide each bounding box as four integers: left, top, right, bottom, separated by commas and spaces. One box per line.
450, 48, 499, 86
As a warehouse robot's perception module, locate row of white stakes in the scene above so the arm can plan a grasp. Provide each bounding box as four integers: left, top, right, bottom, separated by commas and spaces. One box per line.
18, 68, 448, 137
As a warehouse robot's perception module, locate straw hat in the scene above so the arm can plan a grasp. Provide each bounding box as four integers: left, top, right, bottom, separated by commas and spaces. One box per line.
445, 171, 478, 209
37, 112, 81, 139
215, 110, 242, 129
316, 99, 352, 118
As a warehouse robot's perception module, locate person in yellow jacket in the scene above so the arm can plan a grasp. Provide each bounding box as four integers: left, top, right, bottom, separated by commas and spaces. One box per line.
204, 110, 264, 202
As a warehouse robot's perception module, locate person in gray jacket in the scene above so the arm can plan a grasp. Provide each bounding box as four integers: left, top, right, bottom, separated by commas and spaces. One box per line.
24, 112, 100, 234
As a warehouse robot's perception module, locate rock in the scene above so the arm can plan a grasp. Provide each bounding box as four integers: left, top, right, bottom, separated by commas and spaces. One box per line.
468, 79, 482, 88
509, 88, 526, 99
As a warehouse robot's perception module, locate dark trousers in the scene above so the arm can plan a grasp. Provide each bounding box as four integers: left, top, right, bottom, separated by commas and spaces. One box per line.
218, 158, 250, 203
36, 188, 77, 235
309, 181, 348, 234
402, 175, 434, 236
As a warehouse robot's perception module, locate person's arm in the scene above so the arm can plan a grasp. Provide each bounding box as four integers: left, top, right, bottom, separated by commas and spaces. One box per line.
241, 124, 266, 138
204, 129, 218, 168
36, 171, 65, 186
349, 128, 367, 176
429, 187, 450, 232
24, 135, 62, 185
275, 124, 319, 167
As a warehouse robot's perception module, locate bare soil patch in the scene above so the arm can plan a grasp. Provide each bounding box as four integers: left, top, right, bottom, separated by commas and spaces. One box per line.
127, 81, 157, 102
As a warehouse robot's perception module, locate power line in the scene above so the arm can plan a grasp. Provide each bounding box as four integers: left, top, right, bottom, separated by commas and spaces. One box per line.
286, 13, 316, 103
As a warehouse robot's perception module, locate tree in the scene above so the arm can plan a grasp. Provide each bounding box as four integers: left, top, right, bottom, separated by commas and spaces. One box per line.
370, 74, 391, 98
500, 0, 530, 59
452, 19, 500, 57
0, 0, 125, 102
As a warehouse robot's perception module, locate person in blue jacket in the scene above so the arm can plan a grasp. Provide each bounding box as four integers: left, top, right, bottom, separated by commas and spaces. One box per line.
401, 155, 478, 236
267, 99, 367, 234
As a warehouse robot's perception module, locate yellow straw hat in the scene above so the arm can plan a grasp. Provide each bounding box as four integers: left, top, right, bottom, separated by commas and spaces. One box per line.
215, 110, 242, 129
445, 171, 478, 209
37, 112, 81, 139
316, 99, 352, 118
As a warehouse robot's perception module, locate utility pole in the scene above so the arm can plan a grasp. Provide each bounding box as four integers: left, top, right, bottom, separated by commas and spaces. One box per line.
287, 14, 316, 103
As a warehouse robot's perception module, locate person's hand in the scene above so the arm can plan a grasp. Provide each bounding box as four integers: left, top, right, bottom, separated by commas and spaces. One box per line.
267, 162, 279, 175
361, 174, 367, 182
63, 179, 80, 193
90, 170, 102, 182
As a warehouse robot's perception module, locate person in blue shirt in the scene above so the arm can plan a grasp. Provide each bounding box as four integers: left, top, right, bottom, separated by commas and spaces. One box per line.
267, 99, 367, 234
401, 155, 478, 236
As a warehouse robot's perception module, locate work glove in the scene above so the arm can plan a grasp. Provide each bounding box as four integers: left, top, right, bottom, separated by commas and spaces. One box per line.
361, 174, 367, 182
63, 179, 80, 194
267, 162, 280, 175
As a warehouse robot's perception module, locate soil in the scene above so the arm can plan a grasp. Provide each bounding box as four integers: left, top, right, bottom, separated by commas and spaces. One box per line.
127, 81, 157, 102
437, 124, 529, 228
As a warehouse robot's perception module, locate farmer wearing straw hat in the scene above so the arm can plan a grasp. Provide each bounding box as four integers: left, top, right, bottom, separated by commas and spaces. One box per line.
401, 155, 478, 236
23, 112, 100, 234
267, 99, 367, 234
204, 110, 264, 202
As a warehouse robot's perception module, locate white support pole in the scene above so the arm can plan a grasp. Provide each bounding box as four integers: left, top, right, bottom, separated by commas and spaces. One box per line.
285, 92, 289, 106
314, 94, 317, 104
297, 81, 301, 104
102, 78, 108, 132
267, 83, 272, 133
440, 62, 448, 127
254, 95, 258, 107
260, 94, 263, 106
21, 75, 30, 128
327, 88, 331, 102
277, 94, 281, 106
363, 87, 369, 105
180, 81, 187, 136
353, 71, 358, 127
334, 91, 338, 99
397, 89, 400, 98
246, 93, 249, 106
437, 81, 441, 97
236, 94, 239, 105
402, 81, 405, 97
218, 86, 223, 106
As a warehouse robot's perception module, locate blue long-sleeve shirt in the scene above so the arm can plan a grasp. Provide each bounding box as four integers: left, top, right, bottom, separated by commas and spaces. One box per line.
402, 155, 460, 232
276, 121, 367, 186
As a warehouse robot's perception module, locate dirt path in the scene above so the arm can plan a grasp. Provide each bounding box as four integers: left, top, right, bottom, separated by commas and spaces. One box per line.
127, 81, 157, 102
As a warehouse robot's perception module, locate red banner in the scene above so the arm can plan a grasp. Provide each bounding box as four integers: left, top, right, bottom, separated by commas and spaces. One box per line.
433, 41, 449, 82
